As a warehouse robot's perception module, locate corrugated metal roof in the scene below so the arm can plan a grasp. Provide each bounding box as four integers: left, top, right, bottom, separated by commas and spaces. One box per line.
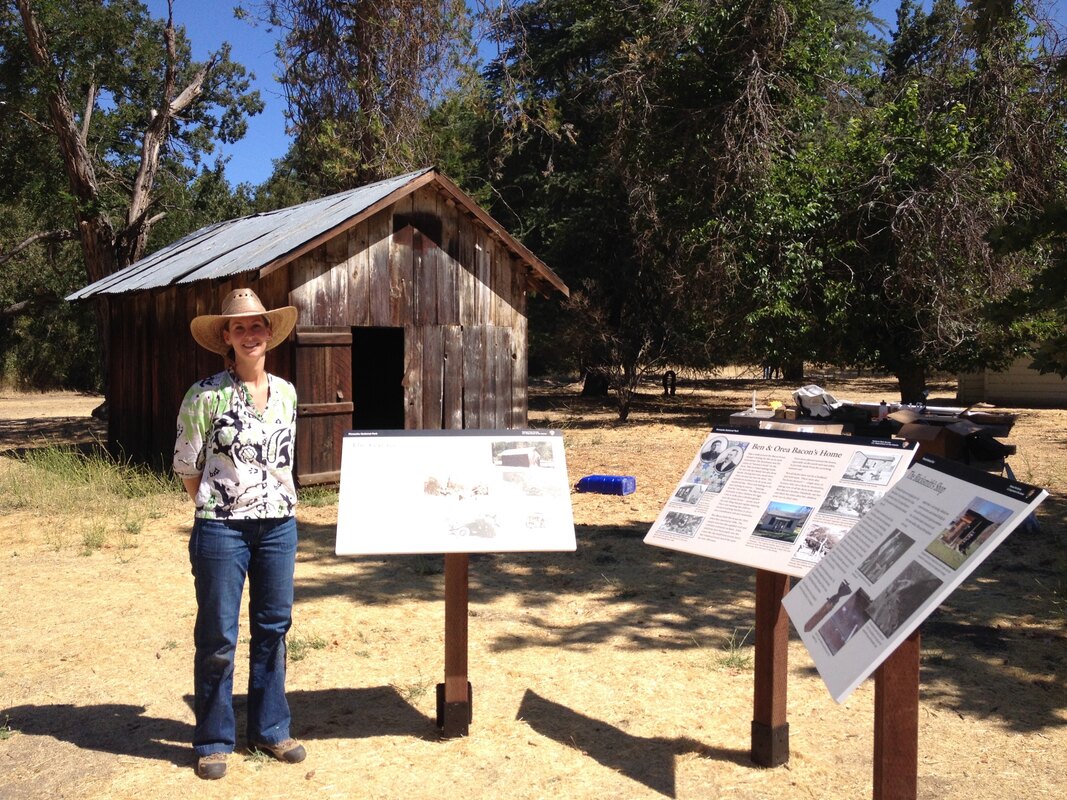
67, 169, 436, 300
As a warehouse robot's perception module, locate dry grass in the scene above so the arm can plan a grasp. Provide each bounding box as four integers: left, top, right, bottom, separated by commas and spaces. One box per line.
0, 375, 1064, 800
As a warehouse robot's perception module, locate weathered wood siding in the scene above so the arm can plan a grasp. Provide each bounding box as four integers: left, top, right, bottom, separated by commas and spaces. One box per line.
287, 184, 529, 435
105, 183, 535, 475
958, 358, 1067, 407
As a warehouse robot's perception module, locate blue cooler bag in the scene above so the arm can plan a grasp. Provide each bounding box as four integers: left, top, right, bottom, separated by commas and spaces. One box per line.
575, 475, 637, 495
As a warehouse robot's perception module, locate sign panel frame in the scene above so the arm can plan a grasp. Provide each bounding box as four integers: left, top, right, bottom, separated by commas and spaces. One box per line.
783, 454, 1047, 703
645, 427, 917, 577
335, 429, 577, 555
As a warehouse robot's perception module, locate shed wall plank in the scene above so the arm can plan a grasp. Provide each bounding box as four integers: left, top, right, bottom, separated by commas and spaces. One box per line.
463, 325, 486, 427
368, 208, 393, 325
390, 214, 413, 326
350, 223, 371, 326
421, 325, 444, 429
413, 227, 436, 326
438, 246, 459, 325
404, 329, 424, 429
443, 325, 464, 429
513, 314, 528, 427
457, 214, 477, 327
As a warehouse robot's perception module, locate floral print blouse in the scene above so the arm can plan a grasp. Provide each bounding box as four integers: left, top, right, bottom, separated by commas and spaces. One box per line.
173, 370, 297, 519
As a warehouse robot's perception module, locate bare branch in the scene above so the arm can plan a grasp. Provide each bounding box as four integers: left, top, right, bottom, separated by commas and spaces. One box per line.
1, 293, 61, 319
15, 107, 53, 135
123, 0, 214, 265
15, 0, 102, 210
80, 82, 96, 144
0, 228, 79, 267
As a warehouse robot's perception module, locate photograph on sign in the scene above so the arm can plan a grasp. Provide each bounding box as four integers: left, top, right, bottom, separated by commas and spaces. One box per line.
644, 427, 917, 577
335, 429, 577, 555
782, 455, 1048, 703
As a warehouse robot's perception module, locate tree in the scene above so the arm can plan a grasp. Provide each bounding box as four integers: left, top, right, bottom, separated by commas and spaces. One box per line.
988, 199, 1067, 377
823, 0, 1065, 401
484, 0, 873, 418
708, 0, 880, 381
251, 0, 473, 193
5, 0, 262, 283
0, 0, 262, 387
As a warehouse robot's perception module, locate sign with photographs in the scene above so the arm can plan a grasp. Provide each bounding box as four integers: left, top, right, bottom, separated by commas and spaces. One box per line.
782, 455, 1047, 702
644, 427, 917, 577
335, 429, 577, 555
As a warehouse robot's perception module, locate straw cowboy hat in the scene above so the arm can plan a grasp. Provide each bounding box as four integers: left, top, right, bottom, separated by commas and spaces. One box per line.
190, 288, 298, 355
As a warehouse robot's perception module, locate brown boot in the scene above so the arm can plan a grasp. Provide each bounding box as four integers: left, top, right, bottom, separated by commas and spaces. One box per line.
196, 752, 228, 779
250, 738, 306, 763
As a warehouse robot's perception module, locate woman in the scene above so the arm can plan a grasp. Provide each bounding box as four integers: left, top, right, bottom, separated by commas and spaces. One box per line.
173, 288, 305, 780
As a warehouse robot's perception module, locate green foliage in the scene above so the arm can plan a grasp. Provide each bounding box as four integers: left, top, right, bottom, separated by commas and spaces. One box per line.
484, 0, 877, 415
716, 627, 754, 671
2, 445, 179, 506
391, 671, 433, 704
988, 200, 1067, 376
1, 0, 262, 219
0, 200, 100, 389
821, 0, 1061, 398
0, 297, 101, 391
147, 163, 257, 250
0, 0, 263, 390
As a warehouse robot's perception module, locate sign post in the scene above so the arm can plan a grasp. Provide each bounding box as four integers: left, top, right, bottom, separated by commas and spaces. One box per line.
335, 429, 577, 738
873, 630, 921, 800
438, 552, 473, 737
645, 428, 917, 767
751, 569, 790, 766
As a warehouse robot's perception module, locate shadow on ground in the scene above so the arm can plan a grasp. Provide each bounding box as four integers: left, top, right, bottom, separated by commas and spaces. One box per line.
2, 686, 434, 767
293, 496, 1067, 737
0, 416, 106, 455
295, 520, 760, 654
517, 689, 751, 798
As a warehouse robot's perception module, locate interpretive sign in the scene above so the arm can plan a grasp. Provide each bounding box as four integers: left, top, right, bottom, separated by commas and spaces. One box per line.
336, 429, 577, 555
783, 454, 1047, 703
644, 427, 917, 577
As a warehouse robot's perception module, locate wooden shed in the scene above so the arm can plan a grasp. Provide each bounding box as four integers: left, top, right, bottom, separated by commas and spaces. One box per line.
68, 168, 569, 485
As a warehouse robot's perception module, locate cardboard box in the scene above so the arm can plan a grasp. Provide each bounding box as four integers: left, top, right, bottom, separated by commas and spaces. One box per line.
898, 422, 966, 460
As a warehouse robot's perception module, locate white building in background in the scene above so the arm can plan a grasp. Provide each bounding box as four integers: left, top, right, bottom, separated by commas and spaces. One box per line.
958, 358, 1067, 407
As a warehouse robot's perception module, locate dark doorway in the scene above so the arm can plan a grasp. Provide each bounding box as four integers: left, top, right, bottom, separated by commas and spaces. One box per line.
352, 327, 405, 429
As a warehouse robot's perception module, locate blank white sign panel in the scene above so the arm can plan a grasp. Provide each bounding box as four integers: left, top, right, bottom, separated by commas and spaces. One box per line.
335, 429, 577, 555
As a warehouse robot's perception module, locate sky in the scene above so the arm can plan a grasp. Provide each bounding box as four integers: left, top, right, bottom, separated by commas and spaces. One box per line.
150, 0, 1064, 188
146, 0, 288, 187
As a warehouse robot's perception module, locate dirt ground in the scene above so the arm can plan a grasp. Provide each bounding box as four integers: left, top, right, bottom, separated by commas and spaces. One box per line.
0, 373, 1064, 800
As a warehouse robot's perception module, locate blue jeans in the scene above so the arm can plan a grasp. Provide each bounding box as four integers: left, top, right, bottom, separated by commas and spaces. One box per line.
189, 516, 297, 756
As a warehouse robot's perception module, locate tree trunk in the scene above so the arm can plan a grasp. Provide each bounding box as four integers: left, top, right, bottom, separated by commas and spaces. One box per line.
581, 369, 610, 396
895, 362, 927, 404
782, 358, 804, 382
